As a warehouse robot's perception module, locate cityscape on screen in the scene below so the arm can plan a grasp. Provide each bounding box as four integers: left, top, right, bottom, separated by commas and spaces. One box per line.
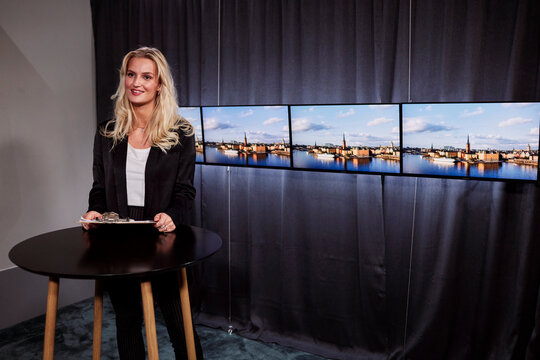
183, 102, 540, 182
402, 103, 540, 181
290, 104, 400, 173
202, 106, 291, 167
179, 107, 204, 163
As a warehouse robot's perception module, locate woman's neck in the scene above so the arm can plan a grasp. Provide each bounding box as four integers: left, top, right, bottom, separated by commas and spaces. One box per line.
132, 103, 154, 129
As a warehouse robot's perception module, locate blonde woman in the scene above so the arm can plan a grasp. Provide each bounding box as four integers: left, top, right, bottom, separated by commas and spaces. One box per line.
83, 47, 203, 359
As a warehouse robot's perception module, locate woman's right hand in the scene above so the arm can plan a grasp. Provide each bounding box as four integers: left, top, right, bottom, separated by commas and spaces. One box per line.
82, 211, 102, 230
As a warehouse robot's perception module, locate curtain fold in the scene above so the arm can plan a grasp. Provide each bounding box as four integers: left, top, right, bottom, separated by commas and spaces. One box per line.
218, 0, 409, 105
198, 168, 389, 359
91, 0, 217, 121
402, 180, 540, 359
409, 0, 540, 101
91, 1, 540, 359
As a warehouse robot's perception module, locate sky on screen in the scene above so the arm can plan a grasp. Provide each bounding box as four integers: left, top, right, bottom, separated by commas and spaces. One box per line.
290, 104, 400, 147
201, 106, 290, 144
402, 103, 540, 150
179, 107, 202, 140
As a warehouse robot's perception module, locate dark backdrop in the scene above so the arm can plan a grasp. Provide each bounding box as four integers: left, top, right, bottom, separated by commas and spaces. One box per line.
91, 1, 540, 359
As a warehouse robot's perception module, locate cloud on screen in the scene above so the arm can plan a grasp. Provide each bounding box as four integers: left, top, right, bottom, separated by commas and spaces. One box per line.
459, 107, 484, 117
498, 117, 532, 127
204, 118, 235, 130
292, 118, 332, 132
264, 117, 285, 125
403, 117, 453, 133
367, 117, 393, 126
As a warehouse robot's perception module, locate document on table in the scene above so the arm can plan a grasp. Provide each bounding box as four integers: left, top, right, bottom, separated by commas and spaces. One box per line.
78, 217, 156, 224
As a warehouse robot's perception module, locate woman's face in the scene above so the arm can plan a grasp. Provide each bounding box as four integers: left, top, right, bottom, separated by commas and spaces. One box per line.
124, 57, 161, 108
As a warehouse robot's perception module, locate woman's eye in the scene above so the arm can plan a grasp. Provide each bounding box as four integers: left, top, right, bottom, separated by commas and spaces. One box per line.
127, 72, 134, 77
144, 75, 152, 80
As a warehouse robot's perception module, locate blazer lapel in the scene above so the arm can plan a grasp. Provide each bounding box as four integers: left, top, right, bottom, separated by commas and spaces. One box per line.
112, 139, 129, 217
144, 147, 160, 218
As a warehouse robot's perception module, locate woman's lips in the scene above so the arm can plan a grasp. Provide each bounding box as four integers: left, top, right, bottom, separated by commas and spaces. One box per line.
130, 89, 144, 96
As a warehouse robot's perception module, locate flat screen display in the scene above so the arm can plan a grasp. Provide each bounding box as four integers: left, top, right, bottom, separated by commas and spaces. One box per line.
402, 102, 540, 181
179, 107, 204, 163
202, 106, 291, 167
290, 104, 400, 173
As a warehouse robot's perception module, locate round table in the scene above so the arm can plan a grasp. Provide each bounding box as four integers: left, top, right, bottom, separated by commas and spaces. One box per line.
9, 225, 222, 360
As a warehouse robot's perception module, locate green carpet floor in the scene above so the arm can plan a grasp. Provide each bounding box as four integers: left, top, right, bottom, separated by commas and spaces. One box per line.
0, 295, 331, 359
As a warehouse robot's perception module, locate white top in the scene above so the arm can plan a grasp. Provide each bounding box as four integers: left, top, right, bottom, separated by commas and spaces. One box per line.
126, 143, 151, 207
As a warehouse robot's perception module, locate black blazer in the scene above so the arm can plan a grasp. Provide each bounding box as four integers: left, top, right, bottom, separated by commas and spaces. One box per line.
88, 125, 196, 226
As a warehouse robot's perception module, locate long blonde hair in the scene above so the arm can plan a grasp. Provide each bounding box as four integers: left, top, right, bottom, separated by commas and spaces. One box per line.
103, 47, 194, 151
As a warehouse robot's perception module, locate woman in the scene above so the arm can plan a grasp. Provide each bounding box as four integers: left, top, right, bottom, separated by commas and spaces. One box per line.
83, 47, 203, 359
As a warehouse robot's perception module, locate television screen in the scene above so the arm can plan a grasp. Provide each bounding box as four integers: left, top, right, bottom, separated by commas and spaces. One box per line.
290, 104, 400, 173
202, 106, 291, 167
402, 102, 540, 181
179, 107, 204, 163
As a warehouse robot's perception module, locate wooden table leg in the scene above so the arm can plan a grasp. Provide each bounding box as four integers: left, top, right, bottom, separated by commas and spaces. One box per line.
141, 280, 159, 360
178, 268, 197, 360
93, 280, 103, 360
43, 277, 59, 360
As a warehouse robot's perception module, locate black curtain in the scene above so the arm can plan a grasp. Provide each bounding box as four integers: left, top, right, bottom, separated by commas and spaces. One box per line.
409, 0, 540, 101
91, 1, 540, 359
217, 0, 410, 105
91, 0, 219, 122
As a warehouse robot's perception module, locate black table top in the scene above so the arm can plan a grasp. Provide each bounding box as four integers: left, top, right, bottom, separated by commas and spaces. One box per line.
9, 225, 222, 279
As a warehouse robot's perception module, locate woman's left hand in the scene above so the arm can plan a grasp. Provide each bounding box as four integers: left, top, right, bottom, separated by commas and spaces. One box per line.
154, 212, 176, 232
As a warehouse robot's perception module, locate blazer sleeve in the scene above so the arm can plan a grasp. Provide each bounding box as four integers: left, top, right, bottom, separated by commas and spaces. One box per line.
164, 133, 196, 226
87, 128, 108, 213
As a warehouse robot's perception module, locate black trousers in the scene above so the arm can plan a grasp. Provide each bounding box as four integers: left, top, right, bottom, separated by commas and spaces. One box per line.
105, 206, 204, 360
104, 273, 204, 360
